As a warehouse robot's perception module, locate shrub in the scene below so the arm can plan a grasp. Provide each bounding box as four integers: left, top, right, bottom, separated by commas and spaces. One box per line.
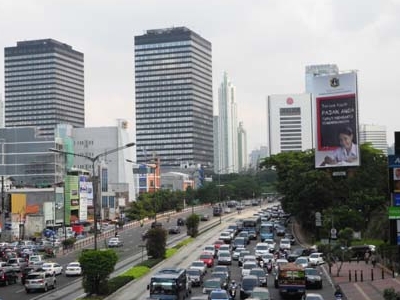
137, 258, 163, 268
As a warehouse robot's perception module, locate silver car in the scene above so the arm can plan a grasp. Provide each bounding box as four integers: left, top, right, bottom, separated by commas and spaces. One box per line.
25, 272, 56, 293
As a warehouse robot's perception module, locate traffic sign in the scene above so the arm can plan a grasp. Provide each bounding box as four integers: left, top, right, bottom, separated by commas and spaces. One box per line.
330, 228, 337, 239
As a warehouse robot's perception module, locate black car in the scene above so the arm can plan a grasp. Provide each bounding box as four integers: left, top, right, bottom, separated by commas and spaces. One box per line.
305, 267, 323, 289
168, 226, 181, 234
0, 269, 18, 286
240, 275, 259, 299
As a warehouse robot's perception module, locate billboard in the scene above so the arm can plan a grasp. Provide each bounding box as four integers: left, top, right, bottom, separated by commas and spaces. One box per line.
313, 72, 360, 168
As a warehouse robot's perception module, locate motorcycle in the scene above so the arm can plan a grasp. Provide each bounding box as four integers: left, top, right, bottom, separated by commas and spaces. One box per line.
228, 285, 237, 299
334, 292, 343, 300
266, 261, 273, 274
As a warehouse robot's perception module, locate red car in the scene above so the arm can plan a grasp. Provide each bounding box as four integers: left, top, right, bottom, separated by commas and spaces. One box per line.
199, 252, 215, 267
213, 240, 224, 251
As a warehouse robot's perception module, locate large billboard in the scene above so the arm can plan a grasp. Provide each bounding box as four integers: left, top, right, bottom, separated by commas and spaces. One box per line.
313, 72, 360, 168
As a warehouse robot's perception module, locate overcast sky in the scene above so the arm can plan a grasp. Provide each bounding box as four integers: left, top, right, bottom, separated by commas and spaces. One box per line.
1, 0, 400, 152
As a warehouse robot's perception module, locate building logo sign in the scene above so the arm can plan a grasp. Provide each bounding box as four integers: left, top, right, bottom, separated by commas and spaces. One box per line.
330, 77, 340, 88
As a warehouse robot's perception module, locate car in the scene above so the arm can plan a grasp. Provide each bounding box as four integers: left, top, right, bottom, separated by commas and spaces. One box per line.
210, 271, 229, 290
255, 243, 270, 257
199, 252, 215, 268
237, 231, 250, 245
168, 226, 181, 234
249, 286, 271, 300
247, 229, 257, 240
263, 239, 276, 252
213, 265, 231, 280
151, 221, 163, 228
203, 245, 217, 257
233, 247, 246, 260
214, 240, 225, 251
208, 288, 230, 300
24, 271, 56, 293
240, 275, 259, 299
187, 268, 203, 287
108, 237, 123, 247
41, 262, 63, 275
202, 277, 224, 294
65, 262, 82, 276
241, 261, 258, 277
305, 268, 323, 289
141, 229, 150, 241
287, 253, 300, 263
301, 292, 325, 300
308, 252, 325, 266
190, 260, 207, 276
217, 250, 232, 265
238, 250, 251, 267
249, 267, 267, 287
279, 238, 291, 250
232, 237, 246, 250
7, 257, 27, 272
0, 268, 18, 286
219, 231, 232, 244
28, 255, 44, 267
275, 225, 286, 236
200, 214, 210, 221
284, 233, 296, 245
219, 244, 231, 253
295, 256, 310, 268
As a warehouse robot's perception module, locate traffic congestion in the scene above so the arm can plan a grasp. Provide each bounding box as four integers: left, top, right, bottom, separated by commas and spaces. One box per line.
146, 199, 335, 300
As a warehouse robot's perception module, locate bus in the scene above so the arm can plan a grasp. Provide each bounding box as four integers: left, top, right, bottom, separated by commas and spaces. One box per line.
275, 263, 306, 298
242, 217, 261, 234
147, 268, 188, 300
213, 205, 222, 216
259, 223, 274, 242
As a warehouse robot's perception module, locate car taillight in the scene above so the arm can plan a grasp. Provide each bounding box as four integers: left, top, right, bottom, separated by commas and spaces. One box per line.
38, 279, 45, 283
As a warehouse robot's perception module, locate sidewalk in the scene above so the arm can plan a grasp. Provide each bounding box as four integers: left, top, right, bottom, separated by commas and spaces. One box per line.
293, 219, 400, 300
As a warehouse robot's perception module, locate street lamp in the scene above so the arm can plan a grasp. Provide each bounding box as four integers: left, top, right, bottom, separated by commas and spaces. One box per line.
49, 142, 135, 250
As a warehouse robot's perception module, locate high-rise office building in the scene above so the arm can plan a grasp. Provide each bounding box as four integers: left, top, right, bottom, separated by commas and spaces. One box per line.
237, 121, 248, 172
4, 39, 84, 137
134, 27, 213, 168
359, 124, 388, 155
215, 72, 238, 174
267, 93, 313, 155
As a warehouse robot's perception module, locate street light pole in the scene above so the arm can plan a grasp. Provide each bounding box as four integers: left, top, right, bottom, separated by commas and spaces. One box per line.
49, 142, 135, 250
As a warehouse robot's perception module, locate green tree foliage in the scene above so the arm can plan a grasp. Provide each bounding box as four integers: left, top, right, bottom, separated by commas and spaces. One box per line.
79, 249, 118, 295
186, 213, 200, 237
146, 228, 167, 259
260, 144, 389, 240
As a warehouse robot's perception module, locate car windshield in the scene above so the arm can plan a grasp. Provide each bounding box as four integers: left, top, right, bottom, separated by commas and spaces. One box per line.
42, 263, 52, 268
212, 272, 226, 279
243, 263, 257, 269
250, 270, 265, 277
210, 291, 229, 299
68, 263, 80, 267
310, 254, 319, 258
242, 278, 258, 289
192, 262, 204, 267
252, 291, 269, 299
296, 258, 308, 264
200, 254, 212, 259
27, 274, 42, 279
306, 269, 319, 275
256, 245, 269, 250
187, 269, 200, 276
204, 280, 220, 288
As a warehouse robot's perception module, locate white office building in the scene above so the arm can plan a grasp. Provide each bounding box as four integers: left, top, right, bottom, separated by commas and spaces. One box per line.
215, 72, 238, 174
359, 124, 388, 155
238, 122, 248, 172
267, 94, 313, 156
249, 146, 269, 170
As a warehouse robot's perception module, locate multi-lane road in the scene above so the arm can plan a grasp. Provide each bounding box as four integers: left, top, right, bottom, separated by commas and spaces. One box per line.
0, 205, 214, 300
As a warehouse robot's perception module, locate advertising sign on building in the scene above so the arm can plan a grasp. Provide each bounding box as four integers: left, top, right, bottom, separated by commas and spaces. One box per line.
79, 176, 88, 221
313, 72, 360, 168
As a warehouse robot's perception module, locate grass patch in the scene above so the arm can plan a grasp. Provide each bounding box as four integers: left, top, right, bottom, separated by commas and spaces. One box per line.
121, 265, 150, 278
174, 237, 193, 249
351, 239, 385, 247
165, 248, 177, 258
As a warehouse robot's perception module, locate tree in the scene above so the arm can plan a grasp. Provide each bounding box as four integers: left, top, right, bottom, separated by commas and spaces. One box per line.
186, 213, 200, 237
79, 249, 118, 295
146, 227, 167, 258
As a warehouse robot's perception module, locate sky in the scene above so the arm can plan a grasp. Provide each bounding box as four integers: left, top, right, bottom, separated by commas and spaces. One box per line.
1, 0, 400, 152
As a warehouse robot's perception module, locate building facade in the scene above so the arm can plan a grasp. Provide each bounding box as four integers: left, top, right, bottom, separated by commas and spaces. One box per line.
4, 39, 84, 137
305, 64, 339, 93
267, 94, 313, 156
237, 121, 248, 172
134, 27, 214, 168
249, 146, 269, 170
359, 124, 388, 155
215, 72, 238, 174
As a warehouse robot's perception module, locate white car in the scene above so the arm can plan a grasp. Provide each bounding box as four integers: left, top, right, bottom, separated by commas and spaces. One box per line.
190, 260, 207, 275
203, 245, 216, 257
264, 239, 276, 252
255, 243, 270, 257
41, 262, 63, 275
241, 261, 258, 277
65, 262, 82, 276
279, 238, 291, 250
219, 244, 231, 253
108, 237, 123, 247
295, 256, 309, 268
217, 250, 232, 265
219, 231, 232, 243
308, 252, 325, 266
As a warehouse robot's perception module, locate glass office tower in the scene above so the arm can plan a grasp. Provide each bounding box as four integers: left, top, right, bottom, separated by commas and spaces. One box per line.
4, 39, 84, 137
134, 27, 213, 168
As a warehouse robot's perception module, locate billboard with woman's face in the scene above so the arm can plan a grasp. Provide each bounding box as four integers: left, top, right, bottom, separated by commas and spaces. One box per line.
312, 72, 360, 168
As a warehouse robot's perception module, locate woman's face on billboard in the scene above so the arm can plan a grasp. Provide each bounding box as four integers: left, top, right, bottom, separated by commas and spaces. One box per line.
339, 133, 353, 150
